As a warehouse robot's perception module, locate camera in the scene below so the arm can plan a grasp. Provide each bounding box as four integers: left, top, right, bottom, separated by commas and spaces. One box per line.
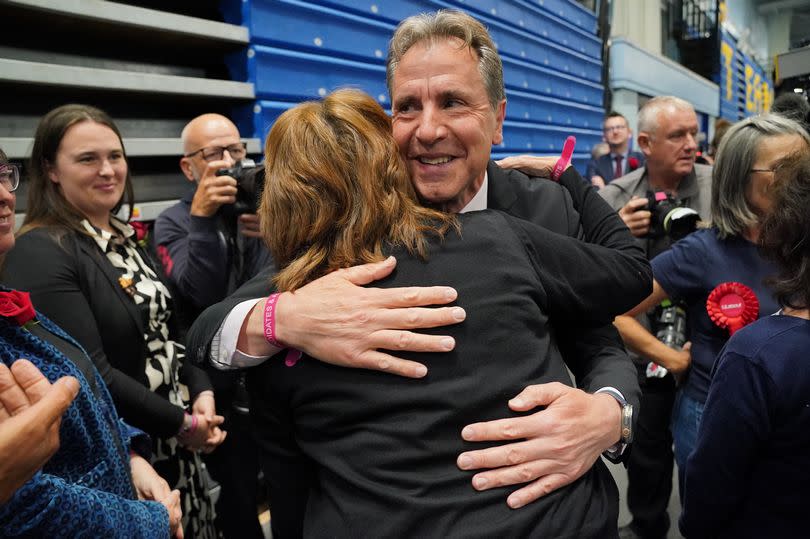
646, 191, 700, 241
646, 298, 688, 378
216, 158, 265, 215
655, 298, 687, 350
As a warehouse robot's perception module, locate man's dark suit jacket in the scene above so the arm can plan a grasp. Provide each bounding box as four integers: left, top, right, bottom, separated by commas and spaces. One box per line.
246, 204, 648, 538
186, 166, 648, 537
486, 162, 642, 405
3, 227, 212, 438
587, 150, 646, 183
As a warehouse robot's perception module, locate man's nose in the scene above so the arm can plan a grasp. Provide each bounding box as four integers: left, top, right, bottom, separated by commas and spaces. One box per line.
684, 132, 698, 150
222, 149, 237, 166
415, 105, 447, 144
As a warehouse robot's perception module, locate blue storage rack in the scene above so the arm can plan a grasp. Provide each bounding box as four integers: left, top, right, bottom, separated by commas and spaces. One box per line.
222, 0, 605, 164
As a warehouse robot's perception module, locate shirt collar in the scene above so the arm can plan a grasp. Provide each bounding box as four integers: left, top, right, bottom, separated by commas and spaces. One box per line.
459, 172, 488, 213
81, 217, 135, 252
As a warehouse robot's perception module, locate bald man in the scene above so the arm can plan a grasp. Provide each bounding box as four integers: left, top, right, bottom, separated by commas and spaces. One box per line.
155, 114, 272, 315
154, 114, 268, 539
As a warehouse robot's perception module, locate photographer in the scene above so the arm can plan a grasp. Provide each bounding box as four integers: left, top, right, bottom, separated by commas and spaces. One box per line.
599, 96, 711, 539
154, 113, 267, 539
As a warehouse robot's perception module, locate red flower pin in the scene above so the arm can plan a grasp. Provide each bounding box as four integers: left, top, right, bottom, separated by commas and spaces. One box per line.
706, 282, 759, 335
0, 290, 37, 326
628, 157, 640, 171
131, 221, 149, 242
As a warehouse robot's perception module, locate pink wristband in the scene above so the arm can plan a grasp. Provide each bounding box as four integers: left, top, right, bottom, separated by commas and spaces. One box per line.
263, 293, 284, 347
551, 135, 577, 181
177, 413, 198, 438
263, 293, 303, 367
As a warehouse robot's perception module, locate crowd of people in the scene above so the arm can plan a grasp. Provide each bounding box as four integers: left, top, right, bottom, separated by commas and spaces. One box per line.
1, 7, 809, 539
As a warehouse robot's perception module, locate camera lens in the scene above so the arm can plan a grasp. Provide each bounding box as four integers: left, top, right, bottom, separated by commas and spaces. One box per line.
663, 207, 700, 241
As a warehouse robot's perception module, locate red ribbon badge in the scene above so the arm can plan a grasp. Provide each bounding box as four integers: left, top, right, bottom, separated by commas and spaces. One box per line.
0, 290, 37, 326
706, 282, 759, 335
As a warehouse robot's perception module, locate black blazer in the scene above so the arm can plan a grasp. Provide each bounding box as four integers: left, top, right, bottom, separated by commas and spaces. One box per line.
3, 227, 212, 438
186, 165, 643, 411
487, 163, 642, 406
250, 207, 649, 537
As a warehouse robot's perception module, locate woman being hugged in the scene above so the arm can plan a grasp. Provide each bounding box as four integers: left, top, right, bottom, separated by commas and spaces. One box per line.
3, 105, 224, 537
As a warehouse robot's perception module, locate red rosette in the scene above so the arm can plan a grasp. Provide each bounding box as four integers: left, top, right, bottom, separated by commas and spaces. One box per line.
0, 290, 37, 326
628, 157, 640, 171
706, 282, 759, 335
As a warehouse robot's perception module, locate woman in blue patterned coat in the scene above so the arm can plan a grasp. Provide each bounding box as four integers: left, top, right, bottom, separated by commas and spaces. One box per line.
0, 147, 180, 536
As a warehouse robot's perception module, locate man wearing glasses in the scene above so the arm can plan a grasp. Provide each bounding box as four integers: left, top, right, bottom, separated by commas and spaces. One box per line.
154, 114, 267, 539
587, 112, 646, 189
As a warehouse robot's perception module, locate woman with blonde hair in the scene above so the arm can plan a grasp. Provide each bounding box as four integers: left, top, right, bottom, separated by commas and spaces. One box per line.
246, 88, 651, 538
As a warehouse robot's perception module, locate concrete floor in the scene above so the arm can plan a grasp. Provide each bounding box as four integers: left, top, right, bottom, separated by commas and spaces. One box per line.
607, 457, 685, 539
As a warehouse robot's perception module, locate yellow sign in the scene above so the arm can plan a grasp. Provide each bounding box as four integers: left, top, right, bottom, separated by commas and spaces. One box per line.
721, 41, 733, 102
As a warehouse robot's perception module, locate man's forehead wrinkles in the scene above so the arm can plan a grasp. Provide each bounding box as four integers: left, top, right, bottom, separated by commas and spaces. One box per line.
396, 76, 468, 100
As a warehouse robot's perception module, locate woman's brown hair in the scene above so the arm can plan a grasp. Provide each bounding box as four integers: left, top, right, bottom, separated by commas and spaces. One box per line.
261, 88, 458, 291
20, 104, 133, 236
761, 152, 810, 310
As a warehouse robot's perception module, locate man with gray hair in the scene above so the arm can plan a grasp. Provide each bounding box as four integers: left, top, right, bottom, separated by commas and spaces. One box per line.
600, 96, 712, 539
188, 10, 644, 535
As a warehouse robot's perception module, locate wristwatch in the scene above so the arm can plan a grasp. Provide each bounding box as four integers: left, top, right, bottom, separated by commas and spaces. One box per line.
596, 388, 634, 463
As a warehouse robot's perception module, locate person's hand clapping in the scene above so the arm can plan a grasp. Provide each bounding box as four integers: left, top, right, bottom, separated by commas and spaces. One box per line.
0, 359, 79, 504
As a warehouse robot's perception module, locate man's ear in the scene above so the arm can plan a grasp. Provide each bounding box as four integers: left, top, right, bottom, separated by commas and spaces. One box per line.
637, 132, 653, 157
179, 157, 196, 182
491, 99, 507, 146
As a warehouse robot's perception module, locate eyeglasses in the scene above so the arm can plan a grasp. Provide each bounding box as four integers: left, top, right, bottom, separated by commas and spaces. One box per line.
184, 142, 248, 162
0, 164, 20, 193
603, 125, 628, 133
750, 166, 780, 174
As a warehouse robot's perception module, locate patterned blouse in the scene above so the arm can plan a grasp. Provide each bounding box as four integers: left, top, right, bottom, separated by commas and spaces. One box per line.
81, 218, 187, 405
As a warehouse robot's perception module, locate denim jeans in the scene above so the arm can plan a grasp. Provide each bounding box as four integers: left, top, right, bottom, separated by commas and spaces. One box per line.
670, 390, 704, 501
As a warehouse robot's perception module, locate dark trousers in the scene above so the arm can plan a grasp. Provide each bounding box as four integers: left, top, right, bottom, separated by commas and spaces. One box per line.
626, 373, 676, 539
204, 406, 265, 539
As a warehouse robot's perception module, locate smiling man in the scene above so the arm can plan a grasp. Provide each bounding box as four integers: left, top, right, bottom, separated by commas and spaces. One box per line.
187, 10, 644, 536
389, 35, 505, 212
